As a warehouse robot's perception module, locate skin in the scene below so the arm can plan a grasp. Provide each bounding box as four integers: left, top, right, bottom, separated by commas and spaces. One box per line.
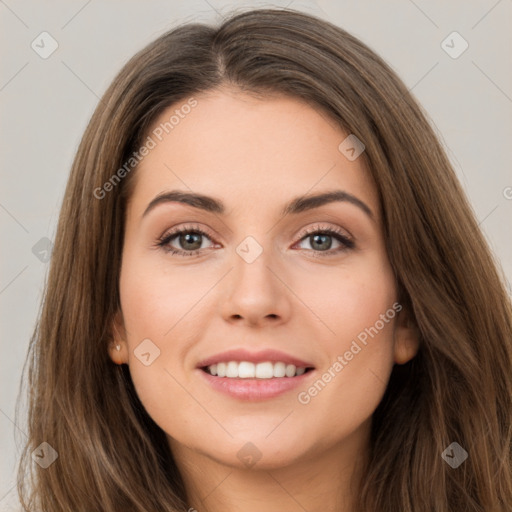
110, 87, 419, 512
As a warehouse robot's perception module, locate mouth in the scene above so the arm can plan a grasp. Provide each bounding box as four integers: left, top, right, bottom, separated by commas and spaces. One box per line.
195, 348, 316, 401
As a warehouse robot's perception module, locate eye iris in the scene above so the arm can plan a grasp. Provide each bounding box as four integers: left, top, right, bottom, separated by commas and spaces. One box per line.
180, 232, 202, 250
311, 234, 332, 251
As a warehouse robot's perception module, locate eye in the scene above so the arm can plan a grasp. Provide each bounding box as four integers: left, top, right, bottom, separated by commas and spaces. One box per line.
156, 225, 216, 256
293, 225, 354, 255
155, 223, 355, 257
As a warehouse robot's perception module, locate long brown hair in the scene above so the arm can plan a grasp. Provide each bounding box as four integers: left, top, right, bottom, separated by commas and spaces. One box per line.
17, 8, 512, 511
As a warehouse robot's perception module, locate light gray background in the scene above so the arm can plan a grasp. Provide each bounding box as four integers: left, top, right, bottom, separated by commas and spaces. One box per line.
1, 0, 511, 509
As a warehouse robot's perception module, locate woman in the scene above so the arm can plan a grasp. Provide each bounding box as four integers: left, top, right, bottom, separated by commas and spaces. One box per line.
17, 8, 512, 512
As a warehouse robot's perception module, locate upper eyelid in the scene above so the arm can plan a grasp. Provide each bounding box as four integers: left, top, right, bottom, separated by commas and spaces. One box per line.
162, 224, 214, 239
162, 222, 345, 235
299, 223, 352, 238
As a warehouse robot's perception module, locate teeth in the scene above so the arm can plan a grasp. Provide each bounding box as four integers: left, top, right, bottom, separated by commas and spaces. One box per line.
216, 363, 225, 377
239, 361, 255, 378
205, 361, 309, 378
226, 361, 239, 378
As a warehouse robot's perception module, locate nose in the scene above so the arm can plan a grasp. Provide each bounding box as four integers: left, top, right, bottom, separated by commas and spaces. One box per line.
220, 245, 292, 328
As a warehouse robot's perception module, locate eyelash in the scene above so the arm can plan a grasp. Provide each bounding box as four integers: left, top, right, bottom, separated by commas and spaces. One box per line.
155, 223, 355, 257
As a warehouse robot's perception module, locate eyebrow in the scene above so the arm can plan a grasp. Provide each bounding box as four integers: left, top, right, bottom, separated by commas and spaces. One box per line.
142, 189, 374, 219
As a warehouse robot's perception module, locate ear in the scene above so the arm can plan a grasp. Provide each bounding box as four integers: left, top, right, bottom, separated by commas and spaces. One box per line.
108, 310, 129, 365
393, 306, 420, 364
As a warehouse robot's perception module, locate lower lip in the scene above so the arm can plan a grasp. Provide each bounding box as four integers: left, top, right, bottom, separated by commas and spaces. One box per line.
197, 368, 315, 401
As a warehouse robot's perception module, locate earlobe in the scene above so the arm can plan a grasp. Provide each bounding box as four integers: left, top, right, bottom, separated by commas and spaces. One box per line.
108, 311, 129, 365
393, 308, 420, 365
108, 342, 127, 365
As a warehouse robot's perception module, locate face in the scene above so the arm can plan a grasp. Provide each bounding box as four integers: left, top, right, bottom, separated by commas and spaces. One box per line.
110, 88, 418, 470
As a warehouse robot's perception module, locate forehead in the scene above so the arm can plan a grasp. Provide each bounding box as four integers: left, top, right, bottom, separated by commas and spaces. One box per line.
127, 89, 378, 219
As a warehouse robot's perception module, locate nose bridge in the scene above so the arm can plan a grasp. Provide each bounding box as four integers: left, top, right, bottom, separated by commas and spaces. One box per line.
220, 235, 290, 325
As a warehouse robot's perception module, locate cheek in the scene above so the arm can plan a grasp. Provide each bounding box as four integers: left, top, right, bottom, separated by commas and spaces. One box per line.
295, 250, 397, 345
118, 252, 210, 341
294, 313, 396, 453
117, 256, 211, 434
293, 254, 397, 425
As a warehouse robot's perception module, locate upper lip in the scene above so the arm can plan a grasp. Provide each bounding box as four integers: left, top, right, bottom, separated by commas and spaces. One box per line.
196, 348, 315, 369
